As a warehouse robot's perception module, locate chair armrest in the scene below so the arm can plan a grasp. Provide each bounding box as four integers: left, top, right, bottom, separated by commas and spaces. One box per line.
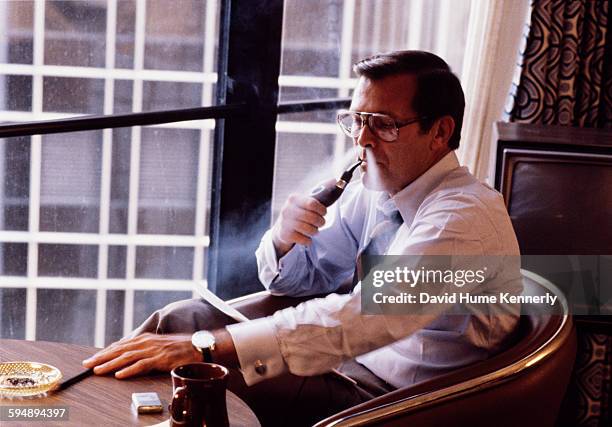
315, 314, 576, 427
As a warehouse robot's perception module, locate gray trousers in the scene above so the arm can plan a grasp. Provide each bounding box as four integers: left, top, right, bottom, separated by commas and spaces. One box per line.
132, 298, 395, 427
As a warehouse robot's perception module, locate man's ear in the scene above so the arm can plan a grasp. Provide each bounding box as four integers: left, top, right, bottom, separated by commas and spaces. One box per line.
430, 116, 455, 150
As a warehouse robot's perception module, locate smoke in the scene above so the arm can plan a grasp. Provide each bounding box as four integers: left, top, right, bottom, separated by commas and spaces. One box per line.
215, 200, 275, 299
215, 147, 362, 299
292, 147, 362, 196
360, 147, 387, 192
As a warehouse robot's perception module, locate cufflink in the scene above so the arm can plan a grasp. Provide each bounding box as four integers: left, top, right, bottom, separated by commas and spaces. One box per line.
254, 360, 267, 375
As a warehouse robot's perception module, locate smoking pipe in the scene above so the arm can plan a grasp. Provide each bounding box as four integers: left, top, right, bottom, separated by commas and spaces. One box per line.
309, 159, 363, 207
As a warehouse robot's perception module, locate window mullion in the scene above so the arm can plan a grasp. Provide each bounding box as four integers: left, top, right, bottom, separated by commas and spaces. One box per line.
123, 0, 147, 338
25, 0, 47, 341
94, 0, 118, 348
192, 0, 220, 298
207, 0, 284, 299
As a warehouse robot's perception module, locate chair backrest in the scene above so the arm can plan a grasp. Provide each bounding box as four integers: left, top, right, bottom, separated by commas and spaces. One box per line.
315, 270, 576, 427
494, 122, 612, 255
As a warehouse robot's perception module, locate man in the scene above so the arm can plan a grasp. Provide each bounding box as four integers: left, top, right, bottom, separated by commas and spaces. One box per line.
83, 51, 521, 426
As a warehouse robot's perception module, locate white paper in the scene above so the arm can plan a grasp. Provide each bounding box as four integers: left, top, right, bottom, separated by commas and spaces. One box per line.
194, 283, 251, 323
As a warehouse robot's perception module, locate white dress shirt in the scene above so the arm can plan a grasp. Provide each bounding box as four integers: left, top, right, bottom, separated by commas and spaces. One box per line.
227, 151, 522, 387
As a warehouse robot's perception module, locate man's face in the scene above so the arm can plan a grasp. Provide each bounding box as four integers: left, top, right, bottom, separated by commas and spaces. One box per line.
350, 74, 449, 195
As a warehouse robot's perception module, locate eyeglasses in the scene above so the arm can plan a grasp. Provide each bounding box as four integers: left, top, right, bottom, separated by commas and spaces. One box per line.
336, 110, 427, 142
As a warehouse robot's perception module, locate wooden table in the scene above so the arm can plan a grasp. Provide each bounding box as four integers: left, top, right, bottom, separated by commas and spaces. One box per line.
0, 339, 260, 426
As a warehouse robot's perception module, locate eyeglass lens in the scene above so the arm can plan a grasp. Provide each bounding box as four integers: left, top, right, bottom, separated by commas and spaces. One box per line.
339, 113, 398, 142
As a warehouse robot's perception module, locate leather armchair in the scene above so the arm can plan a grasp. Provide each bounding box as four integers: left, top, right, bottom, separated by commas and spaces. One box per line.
227, 270, 576, 427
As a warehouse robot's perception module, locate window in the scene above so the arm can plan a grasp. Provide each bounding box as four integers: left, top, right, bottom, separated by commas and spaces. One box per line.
0, 0, 219, 346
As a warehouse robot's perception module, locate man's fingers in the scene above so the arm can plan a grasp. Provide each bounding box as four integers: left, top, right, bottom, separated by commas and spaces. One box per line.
82, 348, 122, 368
82, 334, 155, 368
282, 204, 325, 226
292, 219, 319, 237
298, 197, 327, 216
92, 349, 153, 375
287, 194, 327, 216
299, 210, 326, 228
81, 334, 197, 379
115, 358, 154, 379
273, 193, 328, 252
83, 344, 133, 368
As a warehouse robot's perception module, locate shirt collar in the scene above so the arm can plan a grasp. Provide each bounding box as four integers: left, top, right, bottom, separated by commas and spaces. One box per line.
387, 151, 460, 227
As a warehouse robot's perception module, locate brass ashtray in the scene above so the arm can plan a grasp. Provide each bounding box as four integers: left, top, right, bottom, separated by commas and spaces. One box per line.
0, 361, 62, 398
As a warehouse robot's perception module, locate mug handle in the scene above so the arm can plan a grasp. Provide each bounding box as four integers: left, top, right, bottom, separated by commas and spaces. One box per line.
170, 386, 189, 426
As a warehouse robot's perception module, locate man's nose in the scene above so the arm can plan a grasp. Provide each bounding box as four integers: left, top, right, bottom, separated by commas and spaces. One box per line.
355, 122, 377, 148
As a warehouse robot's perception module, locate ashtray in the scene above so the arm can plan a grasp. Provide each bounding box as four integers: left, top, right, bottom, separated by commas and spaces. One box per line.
0, 361, 62, 398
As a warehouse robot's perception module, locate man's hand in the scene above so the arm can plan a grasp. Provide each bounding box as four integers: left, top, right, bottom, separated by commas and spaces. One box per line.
272, 190, 329, 258
82, 333, 201, 379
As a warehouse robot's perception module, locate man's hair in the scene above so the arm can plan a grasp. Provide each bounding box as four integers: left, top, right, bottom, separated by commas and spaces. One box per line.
353, 50, 465, 150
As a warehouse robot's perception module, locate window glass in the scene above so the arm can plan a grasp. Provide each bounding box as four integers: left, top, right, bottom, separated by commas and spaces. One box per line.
138, 127, 200, 235
144, 0, 207, 72
3, 75, 33, 111
0, 137, 30, 231
142, 81, 202, 111
44, 0, 107, 68
40, 131, 102, 233
105, 290, 125, 344
43, 77, 105, 114
113, 80, 134, 113
135, 246, 194, 280
38, 244, 99, 278
109, 128, 131, 234
107, 245, 127, 278
0, 242, 27, 276
1, 289, 25, 339
116, 0, 136, 69
281, 0, 343, 78
2, 0, 34, 64
36, 289, 96, 345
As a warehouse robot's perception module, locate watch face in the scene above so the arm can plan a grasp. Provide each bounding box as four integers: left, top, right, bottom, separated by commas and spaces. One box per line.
192, 330, 215, 350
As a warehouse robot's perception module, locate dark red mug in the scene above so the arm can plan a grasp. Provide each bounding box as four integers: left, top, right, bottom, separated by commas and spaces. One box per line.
170, 363, 230, 427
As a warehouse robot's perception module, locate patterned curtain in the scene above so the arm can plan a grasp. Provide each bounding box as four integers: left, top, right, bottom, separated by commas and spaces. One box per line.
557, 332, 612, 427
507, 0, 612, 128
507, 1, 612, 426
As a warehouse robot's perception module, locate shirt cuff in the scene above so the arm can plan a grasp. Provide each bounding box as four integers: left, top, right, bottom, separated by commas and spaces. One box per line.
226, 318, 287, 386
256, 230, 304, 289
277, 244, 304, 277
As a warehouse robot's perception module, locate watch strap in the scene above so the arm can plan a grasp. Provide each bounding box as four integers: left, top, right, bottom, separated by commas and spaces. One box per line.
201, 345, 214, 363
192, 331, 216, 363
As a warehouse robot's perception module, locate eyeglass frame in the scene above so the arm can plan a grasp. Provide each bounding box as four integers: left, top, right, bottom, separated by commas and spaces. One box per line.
336, 110, 429, 142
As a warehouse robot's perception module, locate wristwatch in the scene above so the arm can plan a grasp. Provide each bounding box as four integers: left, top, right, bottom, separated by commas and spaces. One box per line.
191, 330, 216, 363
